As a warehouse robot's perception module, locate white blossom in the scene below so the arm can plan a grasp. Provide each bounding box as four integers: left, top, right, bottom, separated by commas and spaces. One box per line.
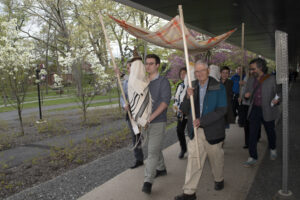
58, 43, 112, 88
53, 74, 63, 88
39, 69, 47, 81
0, 18, 34, 84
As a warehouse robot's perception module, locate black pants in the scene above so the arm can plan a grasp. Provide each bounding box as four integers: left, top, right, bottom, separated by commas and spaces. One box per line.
127, 119, 144, 162
232, 94, 239, 117
249, 106, 276, 159
176, 117, 188, 152
239, 105, 261, 146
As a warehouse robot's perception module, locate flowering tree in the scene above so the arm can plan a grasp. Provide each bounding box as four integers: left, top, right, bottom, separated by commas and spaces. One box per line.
167, 40, 265, 81
59, 39, 112, 123
0, 18, 35, 135
166, 53, 185, 82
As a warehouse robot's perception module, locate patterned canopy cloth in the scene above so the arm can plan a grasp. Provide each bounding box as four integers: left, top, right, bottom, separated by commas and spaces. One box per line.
109, 15, 236, 53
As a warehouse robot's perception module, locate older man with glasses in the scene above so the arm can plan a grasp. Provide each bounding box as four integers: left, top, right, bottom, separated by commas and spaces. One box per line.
174, 60, 228, 200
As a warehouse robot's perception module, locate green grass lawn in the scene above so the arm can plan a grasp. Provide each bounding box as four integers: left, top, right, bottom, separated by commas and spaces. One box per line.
47, 101, 119, 112
0, 81, 177, 113
0, 86, 119, 104
0, 93, 119, 113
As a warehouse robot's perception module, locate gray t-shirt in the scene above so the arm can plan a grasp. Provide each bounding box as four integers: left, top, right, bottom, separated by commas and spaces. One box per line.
149, 75, 171, 123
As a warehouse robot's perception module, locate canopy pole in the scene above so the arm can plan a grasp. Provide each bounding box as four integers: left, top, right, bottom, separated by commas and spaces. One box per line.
239, 22, 245, 95
178, 5, 201, 168
98, 12, 134, 123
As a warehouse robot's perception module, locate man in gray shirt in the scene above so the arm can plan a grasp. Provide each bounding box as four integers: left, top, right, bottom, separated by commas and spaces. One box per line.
141, 54, 171, 194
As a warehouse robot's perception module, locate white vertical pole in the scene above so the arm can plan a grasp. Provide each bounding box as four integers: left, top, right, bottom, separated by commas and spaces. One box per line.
275, 30, 292, 197
178, 5, 201, 168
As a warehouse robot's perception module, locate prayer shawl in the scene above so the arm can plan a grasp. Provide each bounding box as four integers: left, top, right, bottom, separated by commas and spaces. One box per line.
209, 64, 220, 81
128, 59, 152, 134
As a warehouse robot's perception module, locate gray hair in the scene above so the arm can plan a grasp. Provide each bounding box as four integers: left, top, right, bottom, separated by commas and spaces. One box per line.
195, 60, 209, 69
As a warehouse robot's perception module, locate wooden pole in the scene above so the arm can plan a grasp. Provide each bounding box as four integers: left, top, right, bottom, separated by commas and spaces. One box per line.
178, 5, 201, 168
239, 22, 245, 95
98, 12, 133, 122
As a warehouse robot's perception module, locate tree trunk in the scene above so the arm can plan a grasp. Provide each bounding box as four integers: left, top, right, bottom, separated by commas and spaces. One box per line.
45, 22, 51, 94
109, 84, 112, 103
82, 94, 87, 123
116, 79, 121, 111
3, 95, 7, 107
17, 104, 24, 136
144, 42, 148, 60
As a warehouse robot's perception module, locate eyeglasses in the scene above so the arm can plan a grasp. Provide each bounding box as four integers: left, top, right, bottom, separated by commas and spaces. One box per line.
194, 69, 207, 73
249, 68, 256, 71
145, 62, 156, 66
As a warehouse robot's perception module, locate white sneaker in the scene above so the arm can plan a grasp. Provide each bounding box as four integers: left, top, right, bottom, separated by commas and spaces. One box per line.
243, 157, 257, 167
270, 149, 277, 160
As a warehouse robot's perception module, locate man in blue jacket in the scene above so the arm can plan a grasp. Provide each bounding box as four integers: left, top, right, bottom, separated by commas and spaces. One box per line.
175, 60, 227, 200
231, 66, 244, 126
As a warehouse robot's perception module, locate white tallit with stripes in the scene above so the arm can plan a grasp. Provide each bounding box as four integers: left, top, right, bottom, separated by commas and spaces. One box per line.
128, 59, 152, 134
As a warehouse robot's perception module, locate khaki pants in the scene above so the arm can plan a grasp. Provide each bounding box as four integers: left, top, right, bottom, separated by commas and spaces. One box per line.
142, 122, 166, 183
183, 128, 224, 195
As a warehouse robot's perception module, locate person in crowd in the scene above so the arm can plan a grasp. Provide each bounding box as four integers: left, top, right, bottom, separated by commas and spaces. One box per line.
174, 60, 227, 200
141, 54, 171, 194
230, 66, 244, 126
119, 60, 144, 169
173, 67, 188, 159
239, 68, 261, 149
243, 58, 280, 167
220, 66, 235, 127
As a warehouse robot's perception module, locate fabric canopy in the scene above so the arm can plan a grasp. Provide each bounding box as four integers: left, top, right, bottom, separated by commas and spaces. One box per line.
109, 15, 236, 53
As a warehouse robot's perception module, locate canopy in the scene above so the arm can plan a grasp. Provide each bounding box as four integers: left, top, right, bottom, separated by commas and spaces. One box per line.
109, 15, 236, 53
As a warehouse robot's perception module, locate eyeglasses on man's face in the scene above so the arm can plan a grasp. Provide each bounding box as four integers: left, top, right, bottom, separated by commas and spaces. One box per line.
194, 69, 208, 74
145, 62, 156, 66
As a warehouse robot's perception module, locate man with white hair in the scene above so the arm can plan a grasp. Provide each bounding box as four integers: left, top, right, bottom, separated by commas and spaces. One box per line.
175, 60, 227, 200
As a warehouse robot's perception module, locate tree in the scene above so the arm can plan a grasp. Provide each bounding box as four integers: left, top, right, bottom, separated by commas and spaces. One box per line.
58, 34, 112, 123
0, 18, 35, 135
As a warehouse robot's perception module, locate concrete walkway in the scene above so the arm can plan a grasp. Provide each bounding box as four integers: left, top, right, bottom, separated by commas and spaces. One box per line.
78, 124, 268, 200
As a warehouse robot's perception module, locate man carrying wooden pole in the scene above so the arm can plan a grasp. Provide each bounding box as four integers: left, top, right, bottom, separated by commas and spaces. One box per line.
175, 5, 228, 200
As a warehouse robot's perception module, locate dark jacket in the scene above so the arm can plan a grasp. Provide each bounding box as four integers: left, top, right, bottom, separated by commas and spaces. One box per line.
222, 79, 235, 124
181, 77, 227, 144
